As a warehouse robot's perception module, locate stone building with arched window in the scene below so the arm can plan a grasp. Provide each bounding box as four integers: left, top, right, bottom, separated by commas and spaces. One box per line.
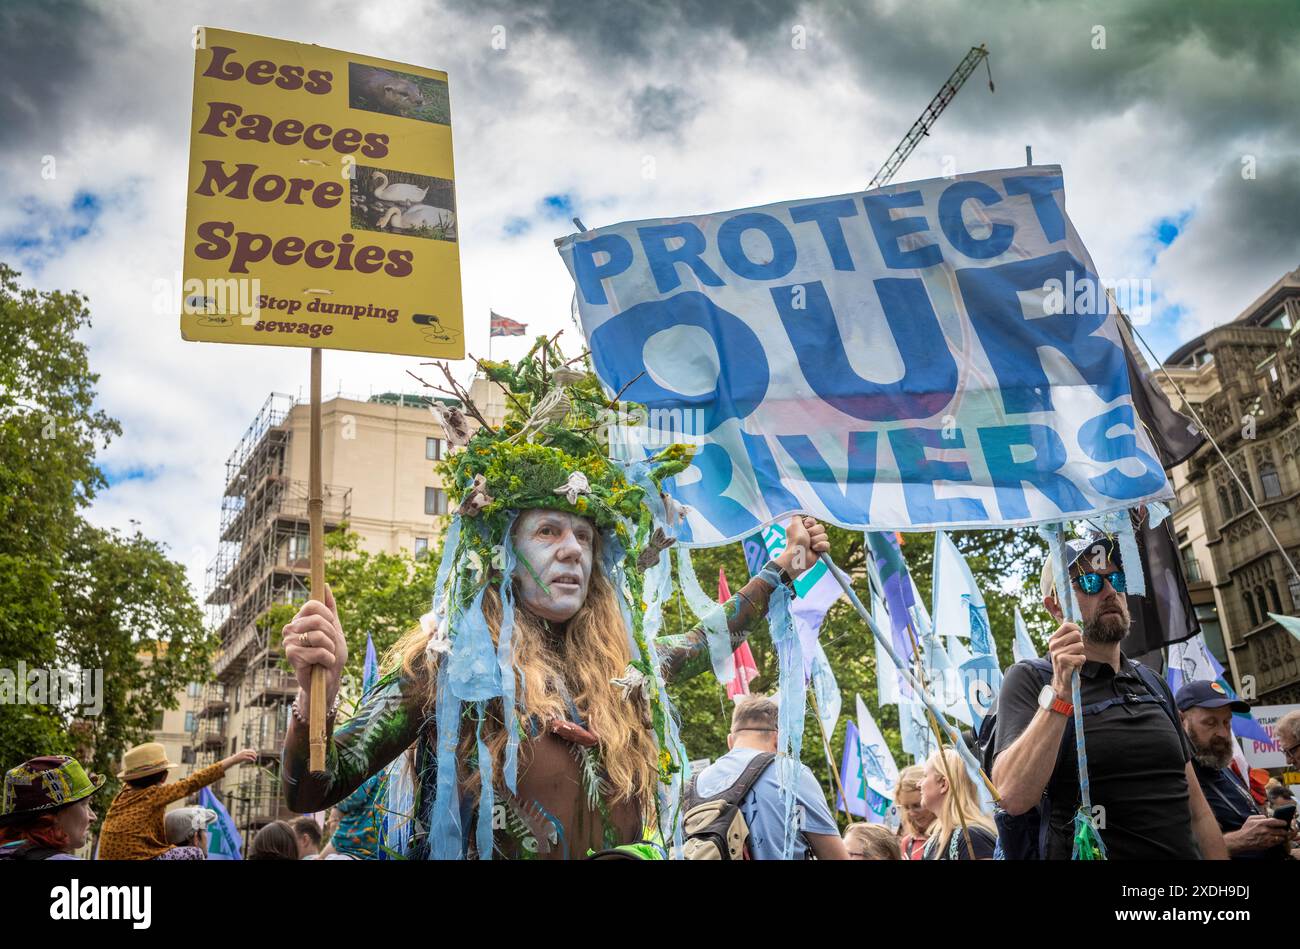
1157, 266, 1300, 704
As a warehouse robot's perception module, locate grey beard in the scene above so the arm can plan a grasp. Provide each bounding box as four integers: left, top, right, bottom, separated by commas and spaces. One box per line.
1082, 611, 1128, 645
1192, 745, 1233, 771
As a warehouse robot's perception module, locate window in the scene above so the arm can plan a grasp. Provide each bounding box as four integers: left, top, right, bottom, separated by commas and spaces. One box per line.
426, 437, 445, 461
1243, 593, 1259, 627
287, 533, 309, 563
415, 537, 429, 559
425, 487, 448, 516
184, 711, 196, 732
1261, 463, 1282, 499
1230, 483, 1245, 515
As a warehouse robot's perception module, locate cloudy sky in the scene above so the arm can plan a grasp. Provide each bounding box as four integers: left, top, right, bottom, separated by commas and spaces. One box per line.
2, 0, 1297, 597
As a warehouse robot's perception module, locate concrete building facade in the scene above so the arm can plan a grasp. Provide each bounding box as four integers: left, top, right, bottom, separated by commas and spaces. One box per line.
1157, 267, 1300, 704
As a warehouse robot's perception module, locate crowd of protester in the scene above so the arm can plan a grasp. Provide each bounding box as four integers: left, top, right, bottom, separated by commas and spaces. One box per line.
3, 534, 1299, 861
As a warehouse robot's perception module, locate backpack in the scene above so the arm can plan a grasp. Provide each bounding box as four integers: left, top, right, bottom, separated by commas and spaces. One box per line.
977, 656, 1180, 859
0, 841, 64, 861
681, 752, 776, 860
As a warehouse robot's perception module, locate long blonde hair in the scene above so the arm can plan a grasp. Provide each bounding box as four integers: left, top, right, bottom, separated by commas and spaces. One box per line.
391, 537, 661, 816
923, 748, 997, 848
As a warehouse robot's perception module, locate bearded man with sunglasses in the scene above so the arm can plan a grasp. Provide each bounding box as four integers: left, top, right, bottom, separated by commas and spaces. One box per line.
990, 535, 1228, 859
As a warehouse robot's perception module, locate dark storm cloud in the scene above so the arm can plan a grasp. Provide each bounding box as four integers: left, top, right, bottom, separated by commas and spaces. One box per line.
0, 0, 115, 153
627, 84, 700, 139
451, 0, 1300, 148
446, 0, 803, 60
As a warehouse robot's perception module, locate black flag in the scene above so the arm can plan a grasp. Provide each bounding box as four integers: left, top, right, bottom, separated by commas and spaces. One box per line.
1116, 313, 1206, 656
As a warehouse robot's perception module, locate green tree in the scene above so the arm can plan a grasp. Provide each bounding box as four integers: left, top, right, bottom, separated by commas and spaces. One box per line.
56, 519, 214, 801
0, 262, 211, 799
0, 262, 120, 767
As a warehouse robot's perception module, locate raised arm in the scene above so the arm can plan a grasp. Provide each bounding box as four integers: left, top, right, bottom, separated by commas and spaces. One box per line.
655, 516, 829, 684
656, 574, 778, 683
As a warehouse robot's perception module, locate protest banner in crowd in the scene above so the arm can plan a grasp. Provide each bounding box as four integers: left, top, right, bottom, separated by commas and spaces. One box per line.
558, 165, 1170, 543
181, 27, 463, 358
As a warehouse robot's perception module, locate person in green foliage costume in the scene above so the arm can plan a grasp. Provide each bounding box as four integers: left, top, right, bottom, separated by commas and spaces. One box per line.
280, 339, 829, 859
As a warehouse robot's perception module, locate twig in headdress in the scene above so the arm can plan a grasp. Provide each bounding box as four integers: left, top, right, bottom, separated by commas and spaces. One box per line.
467, 353, 530, 417
606, 370, 647, 408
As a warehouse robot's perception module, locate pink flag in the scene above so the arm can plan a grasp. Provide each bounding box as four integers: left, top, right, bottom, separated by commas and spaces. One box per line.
720, 567, 759, 699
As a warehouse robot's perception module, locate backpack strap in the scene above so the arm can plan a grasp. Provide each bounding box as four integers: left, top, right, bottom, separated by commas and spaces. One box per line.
718, 752, 778, 807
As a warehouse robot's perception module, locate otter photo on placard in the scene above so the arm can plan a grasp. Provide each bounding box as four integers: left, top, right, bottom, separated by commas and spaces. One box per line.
350, 166, 457, 242
348, 62, 450, 124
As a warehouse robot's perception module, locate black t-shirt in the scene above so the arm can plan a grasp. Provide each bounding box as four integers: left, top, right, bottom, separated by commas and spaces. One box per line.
1193, 762, 1286, 860
993, 656, 1199, 860
923, 825, 997, 860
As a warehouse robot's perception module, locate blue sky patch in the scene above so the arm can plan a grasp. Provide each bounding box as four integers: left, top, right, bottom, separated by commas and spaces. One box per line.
103, 463, 164, 488
0, 188, 106, 271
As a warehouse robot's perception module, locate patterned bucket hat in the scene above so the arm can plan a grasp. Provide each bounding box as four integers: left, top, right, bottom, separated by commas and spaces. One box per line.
1, 755, 105, 820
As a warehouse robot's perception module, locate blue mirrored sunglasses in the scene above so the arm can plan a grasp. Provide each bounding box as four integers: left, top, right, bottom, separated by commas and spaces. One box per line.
1072, 571, 1126, 595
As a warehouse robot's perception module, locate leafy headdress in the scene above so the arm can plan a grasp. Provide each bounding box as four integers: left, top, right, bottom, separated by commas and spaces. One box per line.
412, 336, 694, 859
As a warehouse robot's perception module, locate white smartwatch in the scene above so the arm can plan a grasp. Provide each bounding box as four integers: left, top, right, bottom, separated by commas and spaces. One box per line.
1037, 685, 1072, 716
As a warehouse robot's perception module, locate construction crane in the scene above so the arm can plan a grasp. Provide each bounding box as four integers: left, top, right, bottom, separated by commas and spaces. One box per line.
866, 44, 994, 190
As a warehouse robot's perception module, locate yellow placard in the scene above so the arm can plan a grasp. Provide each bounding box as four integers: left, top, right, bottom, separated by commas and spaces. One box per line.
181, 28, 463, 358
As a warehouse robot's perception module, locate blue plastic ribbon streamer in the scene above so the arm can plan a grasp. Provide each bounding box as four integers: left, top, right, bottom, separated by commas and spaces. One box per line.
497, 513, 520, 794
428, 662, 464, 860
447, 584, 500, 701
380, 753, 415, 860
601, 526, 639, 657
474, 704, 493, 860
766, 581, 805, 861
1097, 510, 1146, 598
640, 553, 691, 852
431, 516, 462, 614
675, 544, 734, 681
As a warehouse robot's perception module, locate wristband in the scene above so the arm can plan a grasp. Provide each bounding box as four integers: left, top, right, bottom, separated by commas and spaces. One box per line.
758, 560, 795, 593
291, 692, 341, 727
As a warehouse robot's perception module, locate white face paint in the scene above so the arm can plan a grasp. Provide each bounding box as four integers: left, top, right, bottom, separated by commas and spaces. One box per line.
513, 509, 595, 623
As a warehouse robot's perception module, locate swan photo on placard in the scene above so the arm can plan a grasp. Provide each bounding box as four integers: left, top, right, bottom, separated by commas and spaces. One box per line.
350, 166, 457, 242
347, 62, 450, 125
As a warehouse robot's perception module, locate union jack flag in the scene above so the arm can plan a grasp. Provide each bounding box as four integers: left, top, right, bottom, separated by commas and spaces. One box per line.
490, 311, 527, 337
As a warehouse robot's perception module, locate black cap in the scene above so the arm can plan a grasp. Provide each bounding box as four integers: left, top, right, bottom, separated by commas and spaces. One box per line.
1039, 534, 1124, 599
1174, 679, 1250, 713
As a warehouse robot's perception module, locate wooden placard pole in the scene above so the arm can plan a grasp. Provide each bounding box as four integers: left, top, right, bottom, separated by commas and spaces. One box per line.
308, 347, 327, 772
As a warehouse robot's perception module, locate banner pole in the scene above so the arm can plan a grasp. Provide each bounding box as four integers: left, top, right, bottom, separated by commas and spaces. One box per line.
817, 552, 999, 802
308, 347, 327, 772
809, 691, 854, 826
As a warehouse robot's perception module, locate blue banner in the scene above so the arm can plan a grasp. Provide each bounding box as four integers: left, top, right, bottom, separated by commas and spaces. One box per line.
559, 165, 1170, 545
